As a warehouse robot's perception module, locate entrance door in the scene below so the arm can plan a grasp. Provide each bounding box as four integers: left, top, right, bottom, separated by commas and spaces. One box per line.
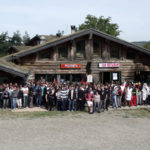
60, 74, 70, 82
100, 71, 121, 84
103, 72, 111, 84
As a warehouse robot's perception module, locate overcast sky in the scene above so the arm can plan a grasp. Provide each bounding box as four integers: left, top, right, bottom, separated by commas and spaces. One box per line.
0, 0, 150, 42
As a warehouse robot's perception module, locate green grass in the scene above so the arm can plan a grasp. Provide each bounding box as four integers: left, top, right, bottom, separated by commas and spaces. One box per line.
0, 109, 83, 119
120, 108, 150, 119
0, 108, 150, 119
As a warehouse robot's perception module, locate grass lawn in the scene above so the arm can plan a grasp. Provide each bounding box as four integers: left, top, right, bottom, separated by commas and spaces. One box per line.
0, 109, 82, 119
0, 108, 150, 119
116, 108, 150, 119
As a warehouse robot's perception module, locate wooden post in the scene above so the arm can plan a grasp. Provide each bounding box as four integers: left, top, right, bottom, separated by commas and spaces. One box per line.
102, 39, 109, 60
53, 46, 58, 61
71, 40, 76, 61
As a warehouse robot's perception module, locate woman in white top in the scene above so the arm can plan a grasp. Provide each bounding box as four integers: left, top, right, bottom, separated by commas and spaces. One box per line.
125, 84, 132, 106
93, 91, 101, 113
142, 83, 149, 105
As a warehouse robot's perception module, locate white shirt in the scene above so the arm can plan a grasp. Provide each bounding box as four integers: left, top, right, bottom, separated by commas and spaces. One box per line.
22, 87, 29, 96
71, 90, 74, 99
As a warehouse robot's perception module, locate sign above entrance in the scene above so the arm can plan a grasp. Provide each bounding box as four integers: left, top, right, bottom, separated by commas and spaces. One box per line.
99, 63, 120, 68
61, 64, 82, 69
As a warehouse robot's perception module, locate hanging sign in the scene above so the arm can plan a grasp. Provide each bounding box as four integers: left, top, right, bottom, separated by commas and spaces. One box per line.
112, 73, 118, 80
99, 63, 120, 68
61, 64, 82, 69
87, 75, 93, 83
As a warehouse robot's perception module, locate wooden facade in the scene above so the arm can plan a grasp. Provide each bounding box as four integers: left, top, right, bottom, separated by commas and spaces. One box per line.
16, 34, 150, 83
1, 29, 150, 83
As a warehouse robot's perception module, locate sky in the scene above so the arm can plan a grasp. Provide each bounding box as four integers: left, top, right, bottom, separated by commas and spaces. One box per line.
0, 0, 150, 42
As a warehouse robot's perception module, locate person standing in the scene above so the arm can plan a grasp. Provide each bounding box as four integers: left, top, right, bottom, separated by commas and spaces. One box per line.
131, 84, 137, 106
1, 87, 10, 109
125, 84, 133, 107
11, 86, 19, 110
142, 83, 149, 105
78, 86, 85, 111
100, 86, 108, 111
22, 84, 29, 108
68, 86, 76, 111
0, 85, 4, 109
117, 86, 123, 107
60, 86, 68, 111
137, 84, 142, 105
17, 85, 23, 109
112, 86, 118, 109
36, 86, 42, 108
93, 91, 101, 113
48, 87, 55, 111
28, 84, 34, 108
8, 85, 14, 109
56, 89, 61, 110
85, 90, 94, 114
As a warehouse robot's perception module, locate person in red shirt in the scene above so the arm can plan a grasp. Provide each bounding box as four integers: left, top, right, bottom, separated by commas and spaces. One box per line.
85, 89, 94, 114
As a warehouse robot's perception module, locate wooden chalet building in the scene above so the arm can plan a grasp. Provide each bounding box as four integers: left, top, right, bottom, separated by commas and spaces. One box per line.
0, 28, 150, 84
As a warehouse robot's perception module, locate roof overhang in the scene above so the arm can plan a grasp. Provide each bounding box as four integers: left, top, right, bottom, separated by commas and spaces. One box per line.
5, 29, 150, 61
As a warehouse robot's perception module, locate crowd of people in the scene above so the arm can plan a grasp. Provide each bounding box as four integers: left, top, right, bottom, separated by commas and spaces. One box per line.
0, 79, 150, 114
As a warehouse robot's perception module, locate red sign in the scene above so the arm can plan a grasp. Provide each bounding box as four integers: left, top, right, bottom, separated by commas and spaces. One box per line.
99, 63, 120, 68
61, 64, 82, 69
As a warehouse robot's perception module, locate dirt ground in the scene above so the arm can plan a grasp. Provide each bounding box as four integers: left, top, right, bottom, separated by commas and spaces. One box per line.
0, 108, 150, 150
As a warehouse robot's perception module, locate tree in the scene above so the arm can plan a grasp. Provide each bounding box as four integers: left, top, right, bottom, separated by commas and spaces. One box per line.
144, 41, 150, 50
78, 15, 121, 37
0, 32, 12, 56
10, 30, 22, 45
22, 31, 30, 45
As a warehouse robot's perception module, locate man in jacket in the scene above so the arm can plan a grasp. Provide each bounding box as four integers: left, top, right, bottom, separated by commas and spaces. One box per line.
68, 86, 76, 111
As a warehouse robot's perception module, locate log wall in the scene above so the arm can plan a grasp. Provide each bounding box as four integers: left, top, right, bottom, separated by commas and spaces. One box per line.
18, 35, 150, 82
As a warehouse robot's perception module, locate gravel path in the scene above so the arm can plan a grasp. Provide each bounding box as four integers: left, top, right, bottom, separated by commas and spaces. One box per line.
0, 110, 150, 150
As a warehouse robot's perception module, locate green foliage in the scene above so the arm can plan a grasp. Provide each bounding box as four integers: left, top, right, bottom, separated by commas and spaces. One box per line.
0, 31, 31, 57
10, 30, 22, 46
22, 31, 30, 45
143, 41, 150, 50
78, 14, 121, 37
0, 32, 12, 56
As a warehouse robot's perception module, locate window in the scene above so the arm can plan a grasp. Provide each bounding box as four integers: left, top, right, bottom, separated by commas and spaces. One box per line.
126, 52, 135, 60
110, 46, 119, 59
76, 40, 85, 58
39, 52, 50, 59
58, 45, 68, 59
93, 39, 101, 57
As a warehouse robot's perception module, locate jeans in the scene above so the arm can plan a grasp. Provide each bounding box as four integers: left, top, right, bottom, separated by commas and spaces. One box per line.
12, 98, 17, 109
3, 99, 9, 109
94, 102, 100, 112
36, 95, 42, 107
23, 95, 28, 108
62, 99, 67, 111
137, 93, 142, 105
113, 95, 118, 108
69, 99, 75, 111
117, 96, 122, 107
56, 99, 62, 110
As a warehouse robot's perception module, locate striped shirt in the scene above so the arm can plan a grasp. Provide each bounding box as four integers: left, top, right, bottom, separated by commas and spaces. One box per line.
60, 89, 68, 99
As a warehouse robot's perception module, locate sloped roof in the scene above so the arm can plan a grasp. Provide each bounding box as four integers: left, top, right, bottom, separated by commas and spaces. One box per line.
1, 28, 150, 78
13, 46, 32, 51
7, 46, 32, 53
4, 29, 150, 61
26, 34, 59, 45
39, 35, 58, 42
0, 58, 29, 77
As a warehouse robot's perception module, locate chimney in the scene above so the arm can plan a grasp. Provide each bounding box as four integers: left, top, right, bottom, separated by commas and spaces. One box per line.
71, 25, 76, 34
56, 33, 61, 37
